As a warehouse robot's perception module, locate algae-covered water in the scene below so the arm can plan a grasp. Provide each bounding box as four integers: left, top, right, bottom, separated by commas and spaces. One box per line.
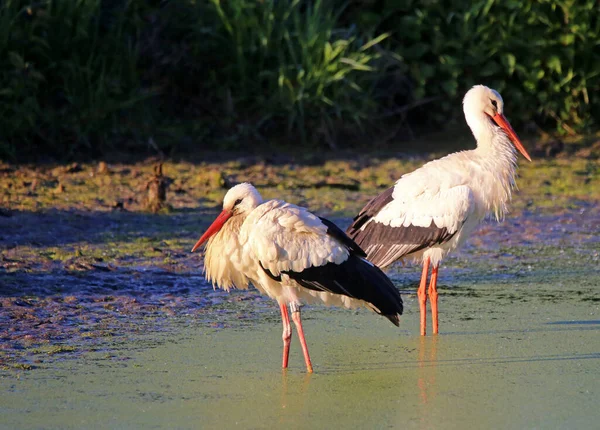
1, 156, 599, 429
3, 216, 600, 429
2, 276, 599, 430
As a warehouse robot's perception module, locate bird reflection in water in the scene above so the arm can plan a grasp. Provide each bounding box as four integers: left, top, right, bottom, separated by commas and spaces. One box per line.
280, 370, 312, 425
418, 335, 438, 422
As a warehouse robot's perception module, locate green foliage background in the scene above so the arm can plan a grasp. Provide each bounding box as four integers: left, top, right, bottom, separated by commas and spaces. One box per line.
0, 0, 598, 160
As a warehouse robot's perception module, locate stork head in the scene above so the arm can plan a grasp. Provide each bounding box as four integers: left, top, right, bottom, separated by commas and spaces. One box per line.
463, 85, 531, 161
191, 183, 263, 252
222, 182, 263, 215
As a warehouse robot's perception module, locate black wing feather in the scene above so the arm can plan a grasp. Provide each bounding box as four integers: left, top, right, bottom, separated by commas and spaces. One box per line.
346, 186, 394, 237
346, 186, 458, 267
318, 216, 366, 257
260, 216, 403, 326
351, 220, 457, 267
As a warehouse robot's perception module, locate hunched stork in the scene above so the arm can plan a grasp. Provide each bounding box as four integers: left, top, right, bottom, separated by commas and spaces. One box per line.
191, 183, 403, 372
346, 85, 531, 336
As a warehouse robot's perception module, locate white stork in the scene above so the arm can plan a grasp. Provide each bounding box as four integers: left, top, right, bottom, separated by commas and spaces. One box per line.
346, 85, 532, 336
191, 183, 403, 373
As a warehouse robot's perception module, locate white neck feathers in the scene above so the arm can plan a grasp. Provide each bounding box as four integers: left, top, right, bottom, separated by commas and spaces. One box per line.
463, 103, 518, 221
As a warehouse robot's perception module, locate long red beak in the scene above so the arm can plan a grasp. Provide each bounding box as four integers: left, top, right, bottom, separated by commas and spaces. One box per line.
191, 210, 233, 252
492, 113, 532, 162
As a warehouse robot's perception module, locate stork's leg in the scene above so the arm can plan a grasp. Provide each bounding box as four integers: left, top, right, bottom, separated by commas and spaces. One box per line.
290, 303, 313, 373
417, 257, 431, 336
428, 264, 440, 335
280, 302, 292, 369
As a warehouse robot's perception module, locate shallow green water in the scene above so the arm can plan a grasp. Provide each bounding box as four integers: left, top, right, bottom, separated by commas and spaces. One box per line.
3, 276, 599, 430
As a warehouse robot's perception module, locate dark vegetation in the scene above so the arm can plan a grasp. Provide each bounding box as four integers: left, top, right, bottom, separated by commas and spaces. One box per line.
0, 0, 598, 161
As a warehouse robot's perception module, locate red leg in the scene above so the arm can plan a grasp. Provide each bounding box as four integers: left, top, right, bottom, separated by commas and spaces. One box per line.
280, 303, 292, 369
291, 306, 313, 373
428, 264, 439, 334
417, 258, 430, 336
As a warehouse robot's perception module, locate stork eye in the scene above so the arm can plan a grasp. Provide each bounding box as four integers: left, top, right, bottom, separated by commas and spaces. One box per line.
490, 99, 498, 108
234, 198, 243, 207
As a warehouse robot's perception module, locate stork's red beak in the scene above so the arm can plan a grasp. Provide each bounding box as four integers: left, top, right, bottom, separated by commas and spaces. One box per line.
492, 113, 532, 162
191, 210, 232, 252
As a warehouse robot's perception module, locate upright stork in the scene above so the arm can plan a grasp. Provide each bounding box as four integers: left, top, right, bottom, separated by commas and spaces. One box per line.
347, 85, 531, 335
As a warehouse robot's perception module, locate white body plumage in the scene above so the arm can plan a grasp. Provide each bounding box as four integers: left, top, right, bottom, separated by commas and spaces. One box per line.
205, 198, 363, 309
348, 85, 530, 268
197, 183, 403, 321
